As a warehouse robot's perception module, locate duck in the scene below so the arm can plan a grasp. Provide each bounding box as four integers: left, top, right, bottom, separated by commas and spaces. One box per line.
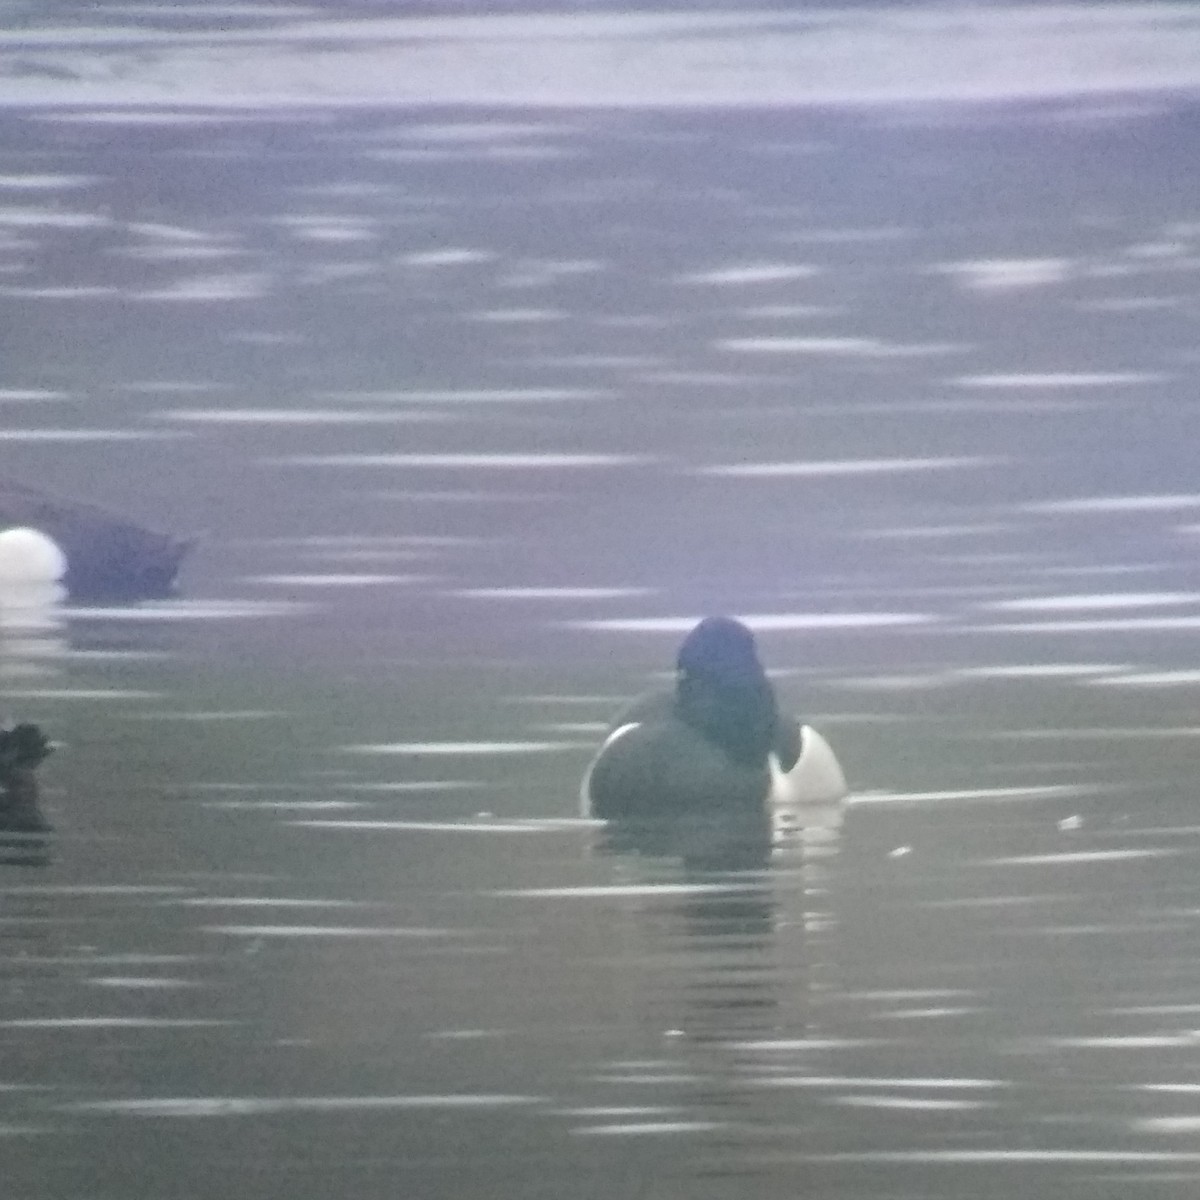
0, 479, 192, 600
0, 723, 53, 833
581, 616, 848, 820
0, 530, 59, 833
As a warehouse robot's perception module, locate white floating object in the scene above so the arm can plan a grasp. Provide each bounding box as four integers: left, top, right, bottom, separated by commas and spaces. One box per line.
0, 526, 66, 584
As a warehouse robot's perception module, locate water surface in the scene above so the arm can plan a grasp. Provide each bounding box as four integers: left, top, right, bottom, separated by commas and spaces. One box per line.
3, 5, 1200, 1197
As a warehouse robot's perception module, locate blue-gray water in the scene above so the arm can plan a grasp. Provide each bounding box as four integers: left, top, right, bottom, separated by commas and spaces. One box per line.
4, 5, 1200, 1197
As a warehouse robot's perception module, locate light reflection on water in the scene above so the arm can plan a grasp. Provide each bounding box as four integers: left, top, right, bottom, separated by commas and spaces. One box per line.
1, 18, 1200, 1197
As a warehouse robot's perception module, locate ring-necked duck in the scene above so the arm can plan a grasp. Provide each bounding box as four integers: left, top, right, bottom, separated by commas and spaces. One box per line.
0, 480, 192, 599
581, 616, 847, 819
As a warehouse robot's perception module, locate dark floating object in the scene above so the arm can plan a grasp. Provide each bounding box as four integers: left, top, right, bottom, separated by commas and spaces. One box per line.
0, 480, 193, 599
0, 723, 53, 834
581, 615, 848, 820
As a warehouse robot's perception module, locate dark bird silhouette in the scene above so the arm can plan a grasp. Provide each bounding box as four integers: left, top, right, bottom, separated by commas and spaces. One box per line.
0, 479, 192, 599
0, 723, 53, 833
581, 616, 847, 820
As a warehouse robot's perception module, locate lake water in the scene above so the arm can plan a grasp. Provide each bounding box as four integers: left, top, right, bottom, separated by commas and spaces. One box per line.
4, 4, 1200, 1196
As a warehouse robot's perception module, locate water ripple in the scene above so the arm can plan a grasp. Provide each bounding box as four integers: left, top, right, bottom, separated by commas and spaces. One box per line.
698, 456, 999, 478
269, 453, 650, 468
67, 1094, 543, 1117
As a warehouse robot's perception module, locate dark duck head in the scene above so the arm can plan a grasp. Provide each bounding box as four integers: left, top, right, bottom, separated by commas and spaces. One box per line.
674, 616, 779, 768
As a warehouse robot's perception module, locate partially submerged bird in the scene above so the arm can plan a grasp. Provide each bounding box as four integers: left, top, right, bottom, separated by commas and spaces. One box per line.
581, 616, 847, 820
0, 480, 192, 600
0, 723, 53, 833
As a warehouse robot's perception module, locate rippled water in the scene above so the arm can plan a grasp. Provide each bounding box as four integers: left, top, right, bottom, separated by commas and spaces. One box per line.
3, 4, 1200, 1197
